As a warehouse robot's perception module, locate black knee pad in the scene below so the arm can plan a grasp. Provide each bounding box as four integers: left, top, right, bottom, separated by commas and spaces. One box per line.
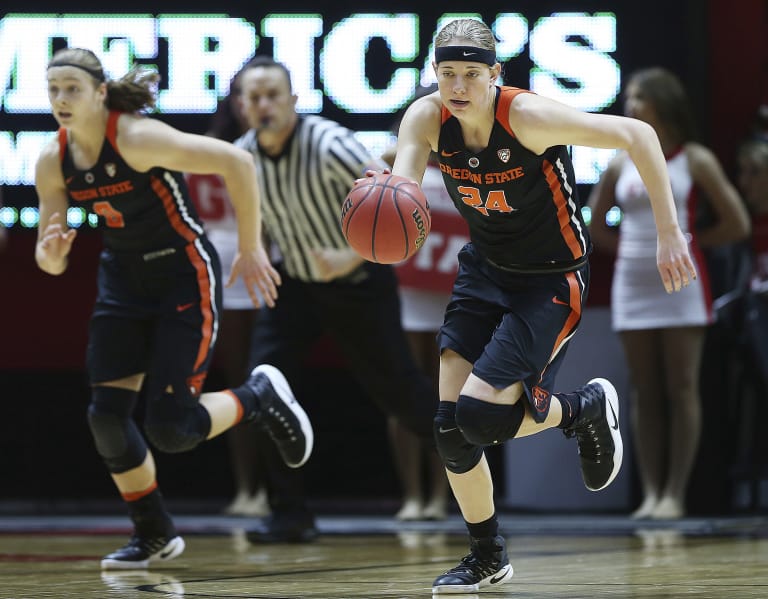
456, 395, 525, 446
87, 386, 147, 473
433, 401, 484, 474
143, 392, 209, 454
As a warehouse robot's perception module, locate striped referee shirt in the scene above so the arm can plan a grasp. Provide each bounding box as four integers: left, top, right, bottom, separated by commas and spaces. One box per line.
236, 115, 384, 281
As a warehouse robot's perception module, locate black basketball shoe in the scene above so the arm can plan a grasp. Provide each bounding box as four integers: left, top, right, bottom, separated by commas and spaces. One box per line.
246, 364, 313, 468
101, 534, 185, 570
563, 377, 623, 491
432, 535, 514, 594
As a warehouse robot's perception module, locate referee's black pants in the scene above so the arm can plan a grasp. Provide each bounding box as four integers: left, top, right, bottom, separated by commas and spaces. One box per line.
249, 261, 438, 516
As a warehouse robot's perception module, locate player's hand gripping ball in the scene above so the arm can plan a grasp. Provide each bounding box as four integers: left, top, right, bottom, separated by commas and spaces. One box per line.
341, 173, 431, 264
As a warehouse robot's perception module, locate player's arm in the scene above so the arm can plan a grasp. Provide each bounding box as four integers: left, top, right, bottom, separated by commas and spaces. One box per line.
34, 140, 77, 275
391, 94, 441, 184
686, 143, 751, 247
118, 114, 280, 307
510, 93, 696, 293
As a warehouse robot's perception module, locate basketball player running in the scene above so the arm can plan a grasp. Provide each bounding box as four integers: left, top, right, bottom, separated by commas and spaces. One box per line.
34, 47, 313, 570
388, 19, 697, 593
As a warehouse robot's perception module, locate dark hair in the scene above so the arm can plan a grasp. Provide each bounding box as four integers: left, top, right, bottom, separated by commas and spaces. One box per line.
207, 70, 247, 142
626, 67, 698, 143
48, 47, 159, 113
241, 55, 293, 93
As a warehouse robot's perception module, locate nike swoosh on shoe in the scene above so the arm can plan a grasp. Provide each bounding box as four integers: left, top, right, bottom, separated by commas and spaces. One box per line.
489, 564, 512, 584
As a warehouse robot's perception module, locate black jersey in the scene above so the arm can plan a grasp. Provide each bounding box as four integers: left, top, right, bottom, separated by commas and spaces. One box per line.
59, 111, 205, 253
437, 86, 591, 272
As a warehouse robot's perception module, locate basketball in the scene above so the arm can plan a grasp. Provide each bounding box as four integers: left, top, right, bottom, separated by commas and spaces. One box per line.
341, 173, 431, 264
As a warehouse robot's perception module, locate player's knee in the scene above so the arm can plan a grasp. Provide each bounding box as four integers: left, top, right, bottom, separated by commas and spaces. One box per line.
87, 387, 145, 472
143, 395, 206, 453
433, 401, 483, 474
456, 394, 525, 446
143, 419, 200, 453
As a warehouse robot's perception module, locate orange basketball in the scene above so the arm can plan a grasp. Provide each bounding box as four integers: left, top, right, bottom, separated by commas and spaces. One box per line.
341, 173, 431, 264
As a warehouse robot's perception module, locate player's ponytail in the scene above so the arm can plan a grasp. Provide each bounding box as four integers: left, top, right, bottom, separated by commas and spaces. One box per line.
106, 67, 159, 113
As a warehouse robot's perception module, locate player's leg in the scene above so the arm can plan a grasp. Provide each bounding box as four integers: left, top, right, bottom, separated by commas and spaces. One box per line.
85, 308, 184, 570
215, 274, 314, 470
431, 350, 514, 594
144, 314, 313, 470
429, 246, 518, 594
90, 381, 185, 570
143, 242, 313, 470
433, 251, 618, 592
514, 266, 625, 492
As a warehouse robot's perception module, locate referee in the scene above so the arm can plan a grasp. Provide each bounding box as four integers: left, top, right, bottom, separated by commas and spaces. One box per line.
236, 56, 438, 542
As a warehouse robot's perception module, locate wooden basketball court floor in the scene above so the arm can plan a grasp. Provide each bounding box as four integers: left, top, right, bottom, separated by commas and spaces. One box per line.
1, 513, 767, 598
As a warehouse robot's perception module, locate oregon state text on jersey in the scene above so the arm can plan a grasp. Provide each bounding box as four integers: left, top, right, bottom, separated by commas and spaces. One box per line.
59, 110, 205, 253
438, 86, 591, 272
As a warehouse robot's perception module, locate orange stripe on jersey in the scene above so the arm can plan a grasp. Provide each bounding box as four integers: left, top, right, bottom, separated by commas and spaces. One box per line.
122, 481, 158, 503
440, 104, 452, 125
105, 110, 121, 150
542, 160, 584, 259
535, 272, 582, 390
57, 128, 67, 162
185, 242, 215, 372
151, 175, 198, 243
496, 87, 531, 138
556, 271, 582, 343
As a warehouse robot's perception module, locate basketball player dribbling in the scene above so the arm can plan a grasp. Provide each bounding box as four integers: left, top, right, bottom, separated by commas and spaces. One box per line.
387, 18, 697, 593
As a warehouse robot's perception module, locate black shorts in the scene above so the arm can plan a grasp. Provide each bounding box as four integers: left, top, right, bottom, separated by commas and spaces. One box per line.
86, 237, 223, 403
438, 243, 590, 422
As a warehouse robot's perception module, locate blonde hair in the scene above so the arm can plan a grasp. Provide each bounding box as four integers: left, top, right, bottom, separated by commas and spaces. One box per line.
434, 18, 496, 51
48, 47, 160, 113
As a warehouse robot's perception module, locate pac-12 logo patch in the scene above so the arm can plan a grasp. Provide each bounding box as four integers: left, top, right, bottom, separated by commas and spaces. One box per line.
497, 149, 511, 163
105, 163, 117, 177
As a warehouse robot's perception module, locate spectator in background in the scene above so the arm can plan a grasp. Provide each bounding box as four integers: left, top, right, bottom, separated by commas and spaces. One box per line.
187, 68, 269, 517
235, 56, 438, 543
736, 127, 768, 287
735, 123, 768, 380
588, 67, 750, 520
716, 114, 768, 504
